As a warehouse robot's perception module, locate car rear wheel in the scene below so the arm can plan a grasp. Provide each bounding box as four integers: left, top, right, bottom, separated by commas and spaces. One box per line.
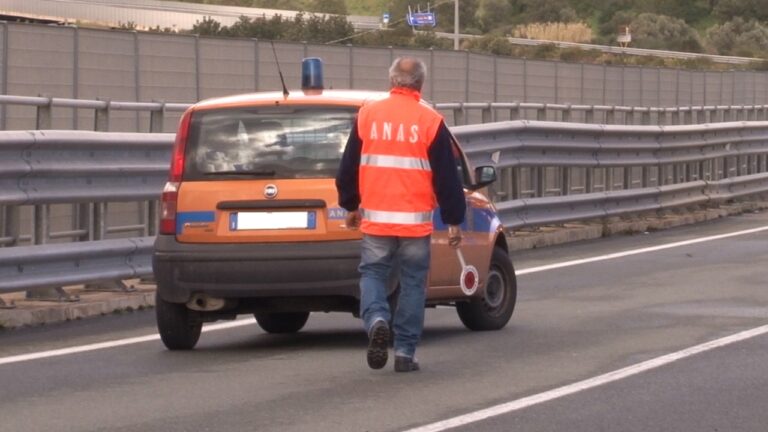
254, 311, 310, 333
456, 247, 517, 331
156, 293, 203, 350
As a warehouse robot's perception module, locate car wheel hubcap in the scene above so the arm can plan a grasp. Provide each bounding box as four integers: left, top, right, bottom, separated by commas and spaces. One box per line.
484, 269, 505, 309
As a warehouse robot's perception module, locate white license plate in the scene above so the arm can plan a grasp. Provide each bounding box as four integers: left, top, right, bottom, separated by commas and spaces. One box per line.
230, 211, 316, 230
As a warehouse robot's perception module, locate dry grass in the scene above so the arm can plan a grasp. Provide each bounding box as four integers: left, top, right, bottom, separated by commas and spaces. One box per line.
512, 22, 593, 43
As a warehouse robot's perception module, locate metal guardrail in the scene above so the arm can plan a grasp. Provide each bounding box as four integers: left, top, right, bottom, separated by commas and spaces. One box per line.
1, 121, 768, 301
4, 94, 768, 133
433, 32, 761, 65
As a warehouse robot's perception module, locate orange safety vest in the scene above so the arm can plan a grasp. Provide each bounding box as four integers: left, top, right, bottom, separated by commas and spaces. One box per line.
357, 87, 443, 237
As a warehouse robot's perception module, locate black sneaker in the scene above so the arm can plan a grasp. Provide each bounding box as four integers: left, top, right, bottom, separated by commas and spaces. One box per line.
394, 355, 420, 372
366, 320, 390, 369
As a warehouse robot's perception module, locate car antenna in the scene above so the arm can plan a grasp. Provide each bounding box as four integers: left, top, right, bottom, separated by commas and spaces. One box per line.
270, 40, 290, 99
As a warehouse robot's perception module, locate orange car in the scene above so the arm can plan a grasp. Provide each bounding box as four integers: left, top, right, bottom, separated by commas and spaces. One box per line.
153, 59, 517, 350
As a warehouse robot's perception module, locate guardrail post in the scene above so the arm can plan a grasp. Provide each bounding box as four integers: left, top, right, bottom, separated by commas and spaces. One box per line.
512, 168, 521, 200
535, 167, 545, 197
641, 166, 651, 187
25, 205, 79, 302
36, 94, 53, 129
94, 99, 110, 132
509, 103, 520, 120
641, 110, 651, 125
2, 205, 20, 246
77, 203, 92, 241
623, 167, 632, 189
724, 107, 732, 122
605, 168, 614, 191
658, 164, 666, 186
585, 108, 594, 124
142, 200, 159, 236
585, 168, 594, 193
150, 101, 165, 133
453, 105, 465, 126
562, 105, 571, 123
561, 167, 571, 195
536, 105, 546, 121
481, 105, 492, 124
672, 164, 680, 183
625, 109, 634, 125
671, 109, 680, 125
684, 108, 693, 124
658, 110, 667, 126
94, 202, 107, 240
33, 205, 49, 245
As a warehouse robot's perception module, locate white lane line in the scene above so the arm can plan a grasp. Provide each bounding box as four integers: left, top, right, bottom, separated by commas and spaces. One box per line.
404, 324, 768, 432
0, 317, 256, 366
2, 225, 766, 367
516, 225, 768, 275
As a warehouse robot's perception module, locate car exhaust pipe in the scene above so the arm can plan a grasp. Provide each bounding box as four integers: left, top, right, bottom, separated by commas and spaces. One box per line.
187, 294, 231, 312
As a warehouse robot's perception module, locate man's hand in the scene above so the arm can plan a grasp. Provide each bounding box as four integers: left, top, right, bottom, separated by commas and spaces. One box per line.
448, 225, 462, 249
344, 210, 361, 230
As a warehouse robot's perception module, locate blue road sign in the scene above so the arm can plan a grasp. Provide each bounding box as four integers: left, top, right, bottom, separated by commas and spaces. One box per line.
407, 12, 436, 27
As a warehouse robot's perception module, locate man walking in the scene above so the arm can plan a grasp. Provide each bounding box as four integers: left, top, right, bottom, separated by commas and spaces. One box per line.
336, 57, 466, 372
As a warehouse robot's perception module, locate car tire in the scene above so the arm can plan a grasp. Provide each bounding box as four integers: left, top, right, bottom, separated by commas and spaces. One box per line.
156, 293, 203, 350
456, 247, 517, 331
254, 312, 310, 334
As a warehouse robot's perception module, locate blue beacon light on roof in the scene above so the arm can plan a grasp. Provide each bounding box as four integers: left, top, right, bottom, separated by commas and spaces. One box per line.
301, 57, 324, 91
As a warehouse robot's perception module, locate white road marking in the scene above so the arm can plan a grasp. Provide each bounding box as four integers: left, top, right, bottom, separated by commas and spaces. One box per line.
1, 225, 766, 368
403, 324, 768, 432
0, 318, 256, 366
516, 225, 768, 275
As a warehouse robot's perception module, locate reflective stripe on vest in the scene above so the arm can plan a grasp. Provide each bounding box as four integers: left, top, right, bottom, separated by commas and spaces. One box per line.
360, 208, 434, 225
360, 154, 431, 171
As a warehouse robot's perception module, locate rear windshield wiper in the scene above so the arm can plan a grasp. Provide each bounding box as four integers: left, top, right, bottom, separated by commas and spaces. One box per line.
204, 170, 277, 177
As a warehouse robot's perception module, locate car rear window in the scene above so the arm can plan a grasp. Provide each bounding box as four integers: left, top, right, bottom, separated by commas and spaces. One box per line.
184, 106, 357, 180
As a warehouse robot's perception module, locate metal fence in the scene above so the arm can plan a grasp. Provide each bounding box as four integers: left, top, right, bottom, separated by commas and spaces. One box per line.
3, 21, 768, 130
4, 94, 768, 135
2, 121, 768, 302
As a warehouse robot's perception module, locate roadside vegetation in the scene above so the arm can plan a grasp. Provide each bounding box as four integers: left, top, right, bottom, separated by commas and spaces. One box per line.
152, 0, 768, 71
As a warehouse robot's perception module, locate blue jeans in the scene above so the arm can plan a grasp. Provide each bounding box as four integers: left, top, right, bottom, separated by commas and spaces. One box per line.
359, 234, 431, 359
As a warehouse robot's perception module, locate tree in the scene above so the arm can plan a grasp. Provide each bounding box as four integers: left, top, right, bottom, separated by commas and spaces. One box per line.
519, 0, 579, 23
629, 13, 703, 52
714, 0, 768, 22
707, 18, 768, 57
464, 35, 514, 56
308, 0, 346, 14
192, 16, 223, 35
475, 0, 514, 33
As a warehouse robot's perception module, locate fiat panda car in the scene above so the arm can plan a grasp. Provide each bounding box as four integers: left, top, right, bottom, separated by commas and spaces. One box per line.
153, 60, 517, 350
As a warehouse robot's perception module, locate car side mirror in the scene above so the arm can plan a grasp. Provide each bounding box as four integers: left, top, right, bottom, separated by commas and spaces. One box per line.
470, 165, 496, 190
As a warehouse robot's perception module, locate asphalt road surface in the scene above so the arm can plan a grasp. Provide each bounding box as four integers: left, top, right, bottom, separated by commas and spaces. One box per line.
1, 211, 767, 432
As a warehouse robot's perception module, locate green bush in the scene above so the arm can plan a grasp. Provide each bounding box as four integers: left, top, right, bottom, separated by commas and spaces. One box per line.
464, 35, 514, 56
707, 18, 768, 57
629, 13, 703, 53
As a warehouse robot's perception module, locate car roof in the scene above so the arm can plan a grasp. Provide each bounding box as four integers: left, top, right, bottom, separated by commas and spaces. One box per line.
191, 89, 390, 112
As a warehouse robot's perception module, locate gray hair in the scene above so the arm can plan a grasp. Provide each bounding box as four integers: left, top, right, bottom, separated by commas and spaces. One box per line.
388, 57, 427, 91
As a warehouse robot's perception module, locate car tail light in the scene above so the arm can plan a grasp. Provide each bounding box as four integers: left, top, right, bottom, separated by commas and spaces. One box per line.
159, 110, 192, 235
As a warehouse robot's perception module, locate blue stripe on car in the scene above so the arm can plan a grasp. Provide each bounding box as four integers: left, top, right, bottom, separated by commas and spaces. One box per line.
176, 211, 216, 234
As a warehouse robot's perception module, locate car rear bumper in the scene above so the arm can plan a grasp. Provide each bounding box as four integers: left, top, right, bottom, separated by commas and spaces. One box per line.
153, 235, 361, 303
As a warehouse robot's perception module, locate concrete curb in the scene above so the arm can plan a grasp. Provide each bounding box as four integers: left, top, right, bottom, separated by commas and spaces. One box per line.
1, 201, 767, 330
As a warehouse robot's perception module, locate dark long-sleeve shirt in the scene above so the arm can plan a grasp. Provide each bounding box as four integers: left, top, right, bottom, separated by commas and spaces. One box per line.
335, 120, 466, 226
